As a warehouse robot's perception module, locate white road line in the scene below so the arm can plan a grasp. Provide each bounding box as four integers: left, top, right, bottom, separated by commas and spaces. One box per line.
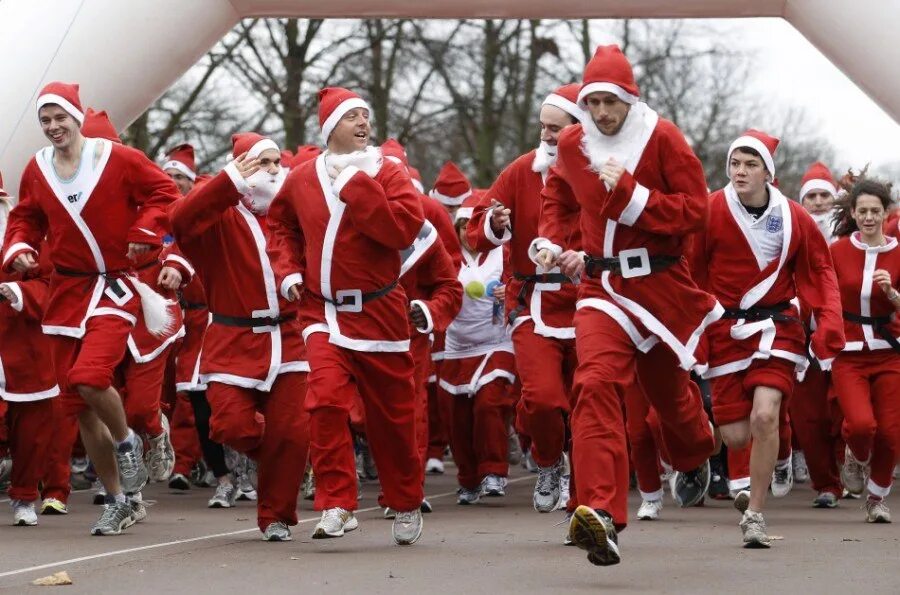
0, 498, 9, 504
0, 475, 533, 580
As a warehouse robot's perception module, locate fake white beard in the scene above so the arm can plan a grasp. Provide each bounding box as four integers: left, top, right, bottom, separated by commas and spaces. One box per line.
325, 146, 383, 180
810, 210, 836, 241
531, 141, 558, 174
241, 167, 286, 215
0, 197, 11, 245
579, 101, 654, 174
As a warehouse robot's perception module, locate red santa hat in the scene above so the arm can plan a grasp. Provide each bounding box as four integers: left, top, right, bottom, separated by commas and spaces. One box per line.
231, 132, 279, 160
280, 149, 295, 168
577, 45, 640, 107
429, 161, 472, 206
80, 108, 120, 142
294, 145, 322, 165
543, 83, 587, 123
799, 161, 837, 200
36, 81, 85, 125
454, 190, 486, 223
162, 143, 197, 181
380, 138, 409, 168
318, 87, 372, 145
726, 129, 779, 180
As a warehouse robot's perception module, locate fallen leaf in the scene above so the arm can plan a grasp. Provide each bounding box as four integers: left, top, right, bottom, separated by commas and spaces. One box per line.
31, 571, 72, 586
290, 557, 300, 560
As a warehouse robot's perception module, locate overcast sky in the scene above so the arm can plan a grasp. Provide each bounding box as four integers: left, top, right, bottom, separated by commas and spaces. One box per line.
723, 17, 900, 173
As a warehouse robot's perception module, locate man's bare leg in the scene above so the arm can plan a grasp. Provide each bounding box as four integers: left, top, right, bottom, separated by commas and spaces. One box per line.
78, 409, 122, 496
748, 387, 782, 513
76, 385, 129, 442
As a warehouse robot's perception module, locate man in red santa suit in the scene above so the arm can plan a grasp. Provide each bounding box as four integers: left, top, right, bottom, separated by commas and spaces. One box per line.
267, 87, 426, 546
2, 82, 179, 535
169, 132, 309, 540
799, 162, 839, 244
162, 144, 198, 197
532, 46, 719, 566
692, 130, 845, 547
467, 83, 585, 518
430, 161, 472, 221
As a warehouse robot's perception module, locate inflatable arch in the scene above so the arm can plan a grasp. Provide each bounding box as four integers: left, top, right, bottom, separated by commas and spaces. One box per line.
1, 0, 897, 187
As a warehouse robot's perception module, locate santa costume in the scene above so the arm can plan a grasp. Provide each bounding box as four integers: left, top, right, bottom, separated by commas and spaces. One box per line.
169, 132, 310, 538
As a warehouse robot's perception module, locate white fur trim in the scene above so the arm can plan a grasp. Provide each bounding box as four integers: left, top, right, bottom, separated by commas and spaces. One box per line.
483, 206, 511, 246
455, 207, 474, 222
618, 183, 649, 227
129, 277, 176, 338
727, 136, 776, 180
410, 299, 434, 334
247, 138, 279, 160
163, 254, 195, 279
411, 178, 424, 193
429, 188, 471, 206
281, 272, 303, 300
385, 155, 403, 165
0, 385, 60, 402
799, 179, 837, 201
0, 282, 24, 312
543, 93, 586, 123
867, 478, 892, 499
37, 93, 84, 124
89, 307, 137, 325
332, 165, 361, 195
527, 237, 562, 264
2, 242, 36, 269
321, 97, 371, 145
577, 82, 639, 106
224, 161, 251, 195
162, 160, 196, 181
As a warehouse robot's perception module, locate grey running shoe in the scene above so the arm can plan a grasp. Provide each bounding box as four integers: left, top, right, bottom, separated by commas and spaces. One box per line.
733, 489, 751, 514
673, 460, 711, 508
131, 493, 147, 523
116, 432, 149, 495
392, 509, 423, 545
263, 521, 292, 541
533, 458, 562, 512
168, 473, 191, 491
865, 499, 891, 523
356, 439, 378, 480
70, 456, 89, 475
91, 500, 136, 536
792, 450, 810, 483
420, 499, 433, 513
569, 505, 621, 566
301, 467, 316, 501
0, 456, 11, 492
740, 510, 772, 548
507, 426, 523, 466
481, 474, 507, 497
12, 500, 38, 526
457, 487, 481, 505
384, 507, 397, 519
148, 415, 176, 482
208, 482, 237, 508
523, 450, 539, 473
813, 491, 839, 509
841, 447, 868, 496
771, 460, 793, 498
92, 480, 107, 505
313, 508, 358, 539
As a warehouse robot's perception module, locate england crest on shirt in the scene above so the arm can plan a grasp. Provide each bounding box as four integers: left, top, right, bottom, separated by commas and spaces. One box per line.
766, 215, 783, 233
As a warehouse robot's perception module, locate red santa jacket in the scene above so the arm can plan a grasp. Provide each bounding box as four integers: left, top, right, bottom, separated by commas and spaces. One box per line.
830, 232, 900, 355
174, 275, 209, 392
2, 139, 178, 337
400, 225, 463, 336
0, 251, 58, 401
267, 149, 424, 352
169, 169, 307, 392
692, 185, 845, 378
536, 105, 721, 369
468, 150, 579, 340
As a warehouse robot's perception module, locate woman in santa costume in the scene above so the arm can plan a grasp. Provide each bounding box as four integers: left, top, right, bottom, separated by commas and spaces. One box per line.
828, 178, 900, 523
693, 130, 845, 547
3, 82, 179, 535
267, 87, 426, 546
169, 132, 310, 541
533, 45, 717, 566
467, 83, 584, 520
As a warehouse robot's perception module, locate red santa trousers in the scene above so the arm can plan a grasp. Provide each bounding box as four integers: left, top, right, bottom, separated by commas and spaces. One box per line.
623, 382, 667, 500
206, 373, 309, 531
170, 392, 201, 477
832, 350, 900, 496
571, 308, 714, 530
411, 333, 432, 470
0, 400, 6, 457
790, 365, 843, 497
513, 320, 577, 468
305, 333, 423, 512
117, 347, 171, 439
441, 351, 516, 490
426, 361, 453, 461
5, 399, 55, 502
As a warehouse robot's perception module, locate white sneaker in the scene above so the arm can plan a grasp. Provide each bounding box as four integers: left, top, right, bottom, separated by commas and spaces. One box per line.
771, 460, 794, 498
147, 414, 175, 482
480, 474, 507, 497
425, 457, 445, 475
208, 482, 237, 508
12, 500, 37, 526
792, 450, 810, 483
740, 510, 772, 548
841, 447, 869, 496
533, 458, 563, 512
312, 508, 358, 539
392, 509, 423, 545
130, 493, 148, 523
865, 498, 892, 523
636, 499, 663, 521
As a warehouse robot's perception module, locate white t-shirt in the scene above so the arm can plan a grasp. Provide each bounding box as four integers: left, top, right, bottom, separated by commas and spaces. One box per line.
738, 200, 784, 268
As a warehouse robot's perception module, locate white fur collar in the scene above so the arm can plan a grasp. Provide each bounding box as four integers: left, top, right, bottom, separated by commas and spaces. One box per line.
580, 102, 658, 174
325, 146, 383, 179
531, 141, 558, 175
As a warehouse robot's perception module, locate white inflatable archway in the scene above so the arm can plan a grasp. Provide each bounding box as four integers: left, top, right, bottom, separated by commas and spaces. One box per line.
1, 0, 897, 189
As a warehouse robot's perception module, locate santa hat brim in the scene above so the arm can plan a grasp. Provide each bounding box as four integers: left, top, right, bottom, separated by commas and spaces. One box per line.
799, 179, 837, 201
162, 160, 197, 181
246, 138, 279, 160
542, 93, 586, 124
429, 188, 471, 207
37, 93, 84, 125
577, 82, 638, 107
455, 207, 474, 222
727, 136, 776, 180
321, 97, 371, 145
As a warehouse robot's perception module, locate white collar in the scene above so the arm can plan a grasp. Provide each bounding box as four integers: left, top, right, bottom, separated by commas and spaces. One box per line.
849, 231, 898, 253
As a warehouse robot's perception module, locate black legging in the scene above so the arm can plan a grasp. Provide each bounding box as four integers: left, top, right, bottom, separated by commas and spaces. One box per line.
188, 390, 229, 478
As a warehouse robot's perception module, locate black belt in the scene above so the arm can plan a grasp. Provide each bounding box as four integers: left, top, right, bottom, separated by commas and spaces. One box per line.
311, 280, 399, 310
211, 313, 287, 328
843, 311, 900, 352
583, 253, 679, 278
508, 272, 571, 325
721, 301, 798, 323
55, 267, 128, 278
179, 300, 206, 311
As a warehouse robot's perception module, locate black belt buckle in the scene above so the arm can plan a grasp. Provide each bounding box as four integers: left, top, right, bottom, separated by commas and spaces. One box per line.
107, 278, 127, 299
334, 289, 363, 313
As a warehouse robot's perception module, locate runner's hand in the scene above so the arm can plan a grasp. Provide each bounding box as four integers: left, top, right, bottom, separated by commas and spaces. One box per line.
12, 252, 37, 273
127, 243, 152, 261
558, 250, 585, 279
157, 266, 182, 290
232, 152, 261, 180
